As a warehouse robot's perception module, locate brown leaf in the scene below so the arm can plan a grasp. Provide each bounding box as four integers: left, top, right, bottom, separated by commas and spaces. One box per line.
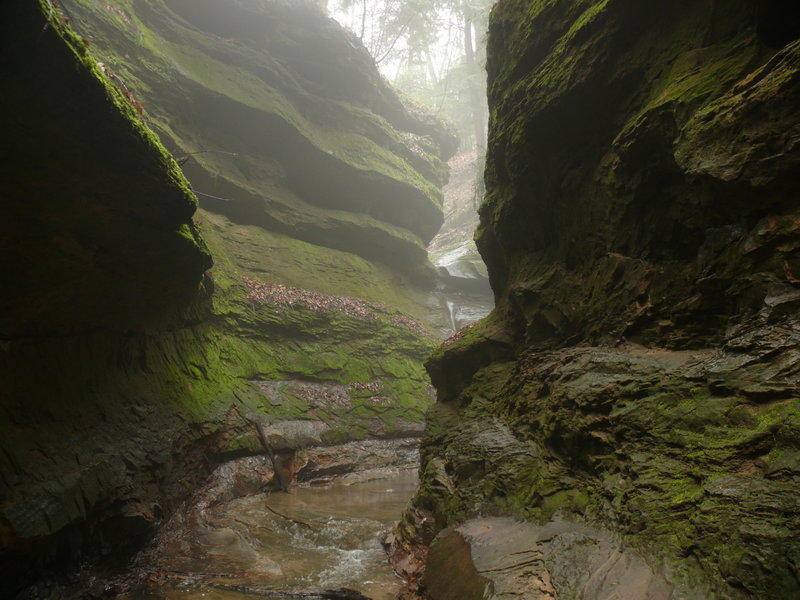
784, 260, 800, 284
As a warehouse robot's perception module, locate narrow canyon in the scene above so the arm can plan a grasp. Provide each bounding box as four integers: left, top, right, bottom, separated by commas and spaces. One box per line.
2, 1, 798, 599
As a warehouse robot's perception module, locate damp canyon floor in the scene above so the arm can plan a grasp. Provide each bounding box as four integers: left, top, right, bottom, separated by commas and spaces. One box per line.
123, 469, 418, 600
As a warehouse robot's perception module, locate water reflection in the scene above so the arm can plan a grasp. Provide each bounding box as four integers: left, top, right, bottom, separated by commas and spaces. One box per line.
125, 469, 417, 600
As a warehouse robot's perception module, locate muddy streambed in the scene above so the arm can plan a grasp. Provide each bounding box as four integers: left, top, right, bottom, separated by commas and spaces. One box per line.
122, 468, 418, 600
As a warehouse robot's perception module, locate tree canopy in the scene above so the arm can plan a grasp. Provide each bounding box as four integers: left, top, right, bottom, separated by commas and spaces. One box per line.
330, 0, 493, 150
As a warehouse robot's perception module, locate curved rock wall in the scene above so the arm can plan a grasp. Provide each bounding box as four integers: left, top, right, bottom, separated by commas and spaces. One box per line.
63, 0, 454, 281
405, 1, 800, 598
0, 0, 455, 595
0, 1, 211, 339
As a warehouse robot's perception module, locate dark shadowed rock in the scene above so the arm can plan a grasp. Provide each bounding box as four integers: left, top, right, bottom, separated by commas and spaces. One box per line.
399, 1, 800, 598
1, 0, 452, 595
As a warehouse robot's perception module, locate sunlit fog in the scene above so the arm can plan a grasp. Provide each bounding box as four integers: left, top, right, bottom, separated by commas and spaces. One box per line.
6, 0, 797, 598
328, 0, 491, 150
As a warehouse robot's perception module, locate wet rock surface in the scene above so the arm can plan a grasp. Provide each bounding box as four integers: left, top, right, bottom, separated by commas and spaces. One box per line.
410, 313, 800, 598
425, 518, 673, 600
13, 439, 420, 600
400, 1, 800, 598
2, 0, 450, 595
428, 152, 495, 337
122, 445, 419, 600
477, 0, 800, 351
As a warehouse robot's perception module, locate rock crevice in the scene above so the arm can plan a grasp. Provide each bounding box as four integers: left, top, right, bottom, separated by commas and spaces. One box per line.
401, 1, 800, 598
1, 1, 455, 595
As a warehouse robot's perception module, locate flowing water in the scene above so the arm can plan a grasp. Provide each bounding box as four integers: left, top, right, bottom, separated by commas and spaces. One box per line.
444, 299, 458, 333
124, 469, 418, 600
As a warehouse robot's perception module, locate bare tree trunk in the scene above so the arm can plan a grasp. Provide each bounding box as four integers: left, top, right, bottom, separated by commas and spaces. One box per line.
463, 7, 486, 150
360, 0, 367, 39
425, 49, 439, 85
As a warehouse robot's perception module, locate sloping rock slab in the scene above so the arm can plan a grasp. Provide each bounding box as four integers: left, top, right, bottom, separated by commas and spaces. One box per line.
424, 517, 674, 600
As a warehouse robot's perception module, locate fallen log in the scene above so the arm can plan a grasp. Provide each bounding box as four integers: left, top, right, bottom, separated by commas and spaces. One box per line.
255, 421, 289, 492
211, 584, 372, 599
263, 503, 315, 531
230, 405, 290, 493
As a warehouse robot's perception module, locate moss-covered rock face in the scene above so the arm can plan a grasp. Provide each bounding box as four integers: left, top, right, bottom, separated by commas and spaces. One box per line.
1, 0, 454, 595
479, 0, 800, 349
406, 1, 800, 598
59, 0, 455, 282
0, 0, 211, 338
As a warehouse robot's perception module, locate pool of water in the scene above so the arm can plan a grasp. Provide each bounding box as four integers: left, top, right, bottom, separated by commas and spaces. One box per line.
123, 469, 418, 600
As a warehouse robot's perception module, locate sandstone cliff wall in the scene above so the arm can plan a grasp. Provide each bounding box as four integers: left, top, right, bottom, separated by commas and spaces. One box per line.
0, 1, 455, 594
409, 1, 800, 597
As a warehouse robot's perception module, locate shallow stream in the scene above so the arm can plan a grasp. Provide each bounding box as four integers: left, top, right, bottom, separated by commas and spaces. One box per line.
123, 469, 417, 600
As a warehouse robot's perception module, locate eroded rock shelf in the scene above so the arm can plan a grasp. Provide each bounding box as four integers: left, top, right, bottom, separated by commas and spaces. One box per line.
2, 0, 799, 599
1, 0, 455, 596
397, 1, 800, 599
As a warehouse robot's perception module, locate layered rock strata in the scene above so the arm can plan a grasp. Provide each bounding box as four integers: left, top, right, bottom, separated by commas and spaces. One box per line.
0, 0, 455, 595
428, 151, 494, 337
424, 518, 673, 600
401, 1, 800, 598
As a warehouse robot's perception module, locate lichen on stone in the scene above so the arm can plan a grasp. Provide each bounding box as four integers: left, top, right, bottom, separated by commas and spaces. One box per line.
402, 1, 800, 597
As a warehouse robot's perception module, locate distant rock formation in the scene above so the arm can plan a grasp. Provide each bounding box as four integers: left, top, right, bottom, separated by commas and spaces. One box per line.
428, 151, 494, 337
